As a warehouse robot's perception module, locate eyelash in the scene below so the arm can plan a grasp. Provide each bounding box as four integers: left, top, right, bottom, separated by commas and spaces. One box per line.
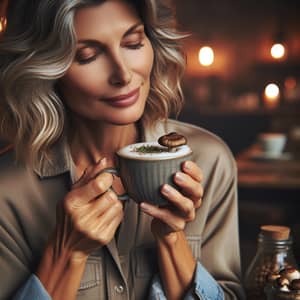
77, 56, 97, 65
76, 42, 145, 65
126, 42, 145, 49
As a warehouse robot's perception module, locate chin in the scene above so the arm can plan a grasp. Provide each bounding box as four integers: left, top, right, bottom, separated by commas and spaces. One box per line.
108, 101, 146, 125
107, 113, 143, 126
104, 107, 145, 125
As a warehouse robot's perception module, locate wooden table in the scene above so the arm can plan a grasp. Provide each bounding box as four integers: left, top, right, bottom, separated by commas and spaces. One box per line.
237, 145, 300, 189
236, 145, 300, 271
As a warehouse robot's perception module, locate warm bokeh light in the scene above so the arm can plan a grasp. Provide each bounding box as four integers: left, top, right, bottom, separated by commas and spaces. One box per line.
284, 77, 297, 90
284, 77, 298, 102
264, 83, 280, 108
265, 83, 280, 99
0, 17, 7, 33
198, 46, 214, 66
270, 43, 285, 59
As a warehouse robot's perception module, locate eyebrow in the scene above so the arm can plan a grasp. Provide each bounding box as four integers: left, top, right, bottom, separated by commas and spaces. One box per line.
77, 22, 144, 45
124, 22, 144, 37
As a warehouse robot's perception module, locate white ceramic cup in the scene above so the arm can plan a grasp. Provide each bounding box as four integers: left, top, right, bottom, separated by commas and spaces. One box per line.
258, 133, 287, 156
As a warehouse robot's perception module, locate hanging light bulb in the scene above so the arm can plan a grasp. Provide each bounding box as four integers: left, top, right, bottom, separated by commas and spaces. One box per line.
270, 29, 287, 60
198, 46, 214, 66
265, 83, 280, 99
270, 43, 285, 59
264, 83, 280, 108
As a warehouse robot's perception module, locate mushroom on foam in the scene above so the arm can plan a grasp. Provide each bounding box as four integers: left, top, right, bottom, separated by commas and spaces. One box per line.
158, 132, 187, 152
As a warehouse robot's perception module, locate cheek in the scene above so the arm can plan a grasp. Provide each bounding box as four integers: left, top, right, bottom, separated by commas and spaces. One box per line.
143, 46, 154, 78
127, 40, 154, 80
61, 65, 104, 97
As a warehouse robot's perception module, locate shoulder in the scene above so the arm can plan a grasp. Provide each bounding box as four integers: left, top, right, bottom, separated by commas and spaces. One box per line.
165, 119, 236, 174
0, 145, 30, 194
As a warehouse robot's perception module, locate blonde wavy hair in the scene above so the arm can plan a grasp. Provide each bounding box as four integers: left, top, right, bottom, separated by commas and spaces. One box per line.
0, 0, 186, 167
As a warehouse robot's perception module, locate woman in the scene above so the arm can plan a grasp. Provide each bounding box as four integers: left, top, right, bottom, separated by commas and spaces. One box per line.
0, 0, 245, 299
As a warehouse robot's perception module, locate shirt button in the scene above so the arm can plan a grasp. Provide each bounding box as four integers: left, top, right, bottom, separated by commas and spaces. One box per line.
114, 285, 124, 294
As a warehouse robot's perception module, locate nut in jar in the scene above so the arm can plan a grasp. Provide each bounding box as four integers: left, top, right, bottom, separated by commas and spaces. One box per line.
266, 267, 300, 300
244, 225, 298, 300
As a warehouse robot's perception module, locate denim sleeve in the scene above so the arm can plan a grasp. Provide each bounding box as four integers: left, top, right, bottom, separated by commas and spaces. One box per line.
12, 275, 51, 300
148, 261, 224, 300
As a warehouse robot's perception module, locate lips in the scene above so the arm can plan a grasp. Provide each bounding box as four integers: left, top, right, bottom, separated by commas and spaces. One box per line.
102, 87, 140, 108
105, 87, 140, 101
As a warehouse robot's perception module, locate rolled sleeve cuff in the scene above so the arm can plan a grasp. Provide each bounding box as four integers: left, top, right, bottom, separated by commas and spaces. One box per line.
12, 274, 51, 300
148, 261, 224, 300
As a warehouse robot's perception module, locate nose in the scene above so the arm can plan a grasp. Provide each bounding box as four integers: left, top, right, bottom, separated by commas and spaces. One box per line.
108, 53, 132, 86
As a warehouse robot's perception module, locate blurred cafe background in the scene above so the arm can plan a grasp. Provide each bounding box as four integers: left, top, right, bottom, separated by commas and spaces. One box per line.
172, 0, 300, 274
1, 0, 300, 281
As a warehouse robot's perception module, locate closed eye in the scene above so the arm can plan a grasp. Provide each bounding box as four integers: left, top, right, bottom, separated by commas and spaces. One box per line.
125, 42, 144, 50
122, 31, 145, 50
75, 46, 103, 65
75, 23, 146, 65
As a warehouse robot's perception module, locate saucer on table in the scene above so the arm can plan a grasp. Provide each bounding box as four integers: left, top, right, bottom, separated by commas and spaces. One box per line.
250, 151, 292, 161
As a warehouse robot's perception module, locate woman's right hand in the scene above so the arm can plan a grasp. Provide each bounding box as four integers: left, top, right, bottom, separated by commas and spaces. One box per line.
36, 158, 124, 298
56, 157, 124, 262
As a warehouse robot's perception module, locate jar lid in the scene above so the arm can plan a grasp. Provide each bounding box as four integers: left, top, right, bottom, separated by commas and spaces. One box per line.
260, 225, 290, 240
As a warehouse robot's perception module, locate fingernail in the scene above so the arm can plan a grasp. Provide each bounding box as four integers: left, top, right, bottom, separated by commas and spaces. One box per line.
81, 168, 87, 177
99, 157, 107, 165
183, 161, 192, 171
140, 202, 150, 212
162, 184, 171, 194
175, 172, 184, 182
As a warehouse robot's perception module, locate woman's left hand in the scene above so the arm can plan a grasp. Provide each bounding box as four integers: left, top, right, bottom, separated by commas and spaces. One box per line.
140, 160, 203, 240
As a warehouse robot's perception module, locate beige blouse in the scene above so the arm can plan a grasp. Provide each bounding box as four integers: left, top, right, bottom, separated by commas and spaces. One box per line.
0, 119, 245, 299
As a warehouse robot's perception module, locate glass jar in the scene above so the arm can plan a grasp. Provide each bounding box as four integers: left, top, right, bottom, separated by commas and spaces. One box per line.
244, 225, 298, 300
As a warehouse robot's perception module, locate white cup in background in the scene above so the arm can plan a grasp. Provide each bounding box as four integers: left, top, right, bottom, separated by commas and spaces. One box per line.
258, 133, 287, 156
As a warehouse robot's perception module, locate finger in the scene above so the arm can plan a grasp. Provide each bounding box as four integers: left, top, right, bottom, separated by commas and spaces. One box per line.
80, 190, 119, 221
93, 210, 124, 245
140, 202, 186, 232
193, 197, 202, 209
67, 190, 120, 245
173, 172, 203, 200
99, 199, 124, 222
104, 210, 124, 234
87, 157, 110, 180
70, 198, 123, 244
73, 158, 108, 188
67, 171, 114, 207
94, 200, 124, 234
181, 161, 203, 183
161, 184, 195, 221
72, 169, 88, 188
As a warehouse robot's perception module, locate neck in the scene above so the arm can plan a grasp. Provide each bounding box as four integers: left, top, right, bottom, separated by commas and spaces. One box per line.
68, 118, 140, 172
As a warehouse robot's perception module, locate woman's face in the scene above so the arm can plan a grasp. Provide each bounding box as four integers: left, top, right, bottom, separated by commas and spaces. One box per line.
59, 0, 154, 125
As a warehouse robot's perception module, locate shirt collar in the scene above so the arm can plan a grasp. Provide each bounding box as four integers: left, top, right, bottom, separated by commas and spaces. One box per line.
35, 120, 167, 179
34, 137, 73, 179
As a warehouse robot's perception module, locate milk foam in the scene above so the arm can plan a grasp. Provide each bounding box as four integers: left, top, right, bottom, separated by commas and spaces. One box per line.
117, 141, 192, 160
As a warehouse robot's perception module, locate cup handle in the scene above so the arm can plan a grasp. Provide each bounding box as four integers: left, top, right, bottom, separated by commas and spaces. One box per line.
97, 167, 130, 202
